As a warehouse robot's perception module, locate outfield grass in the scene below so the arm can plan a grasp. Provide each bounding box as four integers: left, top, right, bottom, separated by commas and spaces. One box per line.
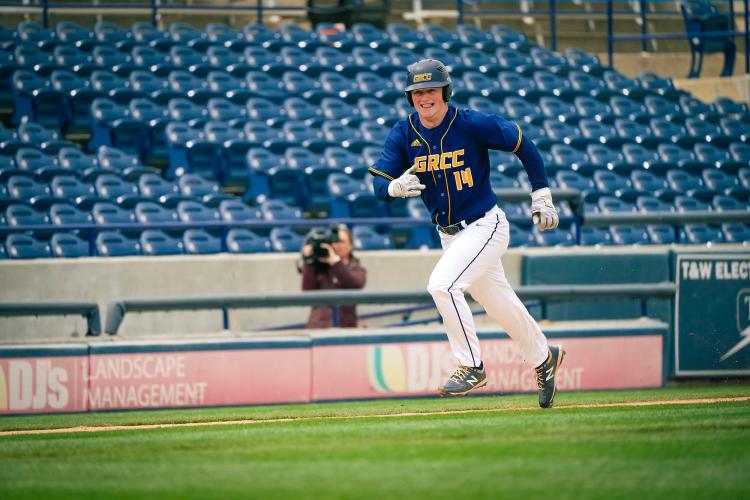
1, 386, 749, 499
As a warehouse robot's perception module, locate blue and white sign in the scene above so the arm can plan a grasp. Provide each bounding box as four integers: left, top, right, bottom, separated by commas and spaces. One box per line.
675, 253, 750, 376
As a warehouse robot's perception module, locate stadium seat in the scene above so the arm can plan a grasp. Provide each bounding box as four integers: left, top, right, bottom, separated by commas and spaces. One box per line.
260, 199, 303, 222
95, 174, 138, 200
721, 223, 750, 243
668, 170, 706, 197
50, 70, 105, 135
549, 144, 591, 172
713, 96, 749, 119
53, 44, 94, 75
226, 228, 270, 253
568, 70, 612, 101
601, 69, 647, 99
621, 143, 663, 171
96, 146, 153, 179
503, 97, 542, 125
702, 168, 736, 192
579, 121, 621, 148
730, 143, 750, 165
674, 195, 710, 212
50, 232, 89, 258
712, 194, 746, 211
131, 23, 172, 50
636, 195, 672, 213
495, 48, 535, 75
93, 21, 132, 49
5, 233, 51, 259
181, 229, 222, 255
134, 201, 178, 224
165, 122, 222, 180
685, 118, 731, 148
637, 71, 683, 101
681, 224, 724, 244
139, 229, 184, 256
529, 47, 573, 76
647, 224, 677, 244
350, 226, 393, 250
534, 226, 575, 246
176, 200, 220, 223
11, 69, 66, 128
489, 24, 530, 52
206, 71, 252, 104
610, 226, 649, 245
573, 97, 612, 123
631, 171, 669, 195
539, 96, 578, 123
609, 96, 649, 123
5, 203, 49, 226
49, 202, 92, 225
169, 45, 211, 77
93, 231, 140, 256
135, 173, 178, 200
281, 71, 331, 104
532, 70, 578, 102
245, 96, 285, 124
320, 97, 360, 126
167, 98, 207, 127
562, 48, 604, 75
266, 226, 304, 253
387, 23, 429, 51
206, 98, 246, 126
50, 175, 95, 201
92, 202, 134, 224
597, 196, 635, 213
92, 45, 137, 76
579, 226, 613, 246
508, 224, 535, 247
537, 120, 582, 150
6, 174, 49, 201
219, 199, 261, 222
89, 98, 147, 158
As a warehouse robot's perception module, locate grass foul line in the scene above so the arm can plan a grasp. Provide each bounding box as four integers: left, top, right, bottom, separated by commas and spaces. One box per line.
2, 396, 748, 437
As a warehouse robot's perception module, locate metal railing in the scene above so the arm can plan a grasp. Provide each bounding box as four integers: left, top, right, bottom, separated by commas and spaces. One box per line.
0, 301, 102, 335
104, 282, 676, 334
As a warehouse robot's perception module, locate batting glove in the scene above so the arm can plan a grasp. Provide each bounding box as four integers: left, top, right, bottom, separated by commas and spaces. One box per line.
530, 187, 559, 231
388, 165, 426, 198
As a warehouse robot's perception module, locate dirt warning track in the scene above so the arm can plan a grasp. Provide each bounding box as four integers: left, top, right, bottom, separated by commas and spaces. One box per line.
2, 396, 748, 437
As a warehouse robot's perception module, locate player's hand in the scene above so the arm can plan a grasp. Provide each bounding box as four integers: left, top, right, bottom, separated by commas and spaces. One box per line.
530, 187, 559, 231
387, 165, 426, 198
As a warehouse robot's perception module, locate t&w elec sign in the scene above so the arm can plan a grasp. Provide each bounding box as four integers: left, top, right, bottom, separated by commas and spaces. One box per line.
675, 253, 750, 376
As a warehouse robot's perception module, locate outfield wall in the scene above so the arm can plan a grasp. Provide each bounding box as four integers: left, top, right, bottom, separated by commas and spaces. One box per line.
0, 321, 667, 415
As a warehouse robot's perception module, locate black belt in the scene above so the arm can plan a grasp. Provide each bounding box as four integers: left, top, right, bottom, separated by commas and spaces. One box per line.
436, 212, 486, 235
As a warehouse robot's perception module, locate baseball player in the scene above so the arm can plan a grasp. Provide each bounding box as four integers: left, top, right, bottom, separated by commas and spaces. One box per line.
369, 59, 565, 408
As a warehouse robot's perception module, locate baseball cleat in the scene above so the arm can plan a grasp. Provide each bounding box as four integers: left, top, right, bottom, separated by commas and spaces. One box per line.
534, 345, 565, 408
439, 364, 487, 396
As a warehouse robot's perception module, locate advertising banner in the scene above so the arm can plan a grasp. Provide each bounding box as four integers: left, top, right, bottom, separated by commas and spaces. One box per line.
312, 335, 663, 400
675, 253, 750, 376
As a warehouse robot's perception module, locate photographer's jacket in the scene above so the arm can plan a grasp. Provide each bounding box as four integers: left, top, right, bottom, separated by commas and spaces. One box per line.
301, 257, 367, 328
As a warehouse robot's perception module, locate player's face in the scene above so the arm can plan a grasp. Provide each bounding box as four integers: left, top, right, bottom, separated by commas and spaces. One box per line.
411, 87, 448, 122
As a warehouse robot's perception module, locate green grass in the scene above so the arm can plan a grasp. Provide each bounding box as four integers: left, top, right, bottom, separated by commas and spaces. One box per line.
1, 386, 749, 499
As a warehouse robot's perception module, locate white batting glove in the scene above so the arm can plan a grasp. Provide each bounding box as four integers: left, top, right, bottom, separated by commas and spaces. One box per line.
387, 165, 426, 198
531, 187, 559, 231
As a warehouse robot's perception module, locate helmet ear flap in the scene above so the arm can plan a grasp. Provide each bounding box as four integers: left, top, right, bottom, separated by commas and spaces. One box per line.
443, 84, 452, 103
406, 91, 413, 106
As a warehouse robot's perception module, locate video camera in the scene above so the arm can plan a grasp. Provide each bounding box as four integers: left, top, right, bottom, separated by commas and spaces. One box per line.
303, 225, 341, 264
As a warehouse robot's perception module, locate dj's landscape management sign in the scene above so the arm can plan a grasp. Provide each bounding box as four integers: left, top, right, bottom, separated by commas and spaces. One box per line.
675, 254, 750, 376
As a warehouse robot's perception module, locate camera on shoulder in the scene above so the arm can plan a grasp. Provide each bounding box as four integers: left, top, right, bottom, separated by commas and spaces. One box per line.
303, 225, 340, 264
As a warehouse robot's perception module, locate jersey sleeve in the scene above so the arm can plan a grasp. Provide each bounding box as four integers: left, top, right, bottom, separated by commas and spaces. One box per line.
466, 110, 549, 192
369, 122, 408, 201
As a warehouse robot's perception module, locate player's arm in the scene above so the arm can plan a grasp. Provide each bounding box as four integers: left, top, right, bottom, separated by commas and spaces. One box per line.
472, 112, 559, 231
369, 124, 425, 201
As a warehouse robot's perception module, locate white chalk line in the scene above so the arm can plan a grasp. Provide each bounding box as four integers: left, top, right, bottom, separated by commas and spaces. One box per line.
1, 396, 748, 437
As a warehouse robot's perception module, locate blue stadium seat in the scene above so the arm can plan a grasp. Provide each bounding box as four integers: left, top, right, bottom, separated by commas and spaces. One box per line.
243, 121, 286, 153
387, 23, 429, 51
176, 200, 220, 223
5, 202, 49, 225
169, 45, 211, 77
49, 202, 92, 225
127, 98, 169, 165
92, 202, 134, 224
495, 48, 535, 75
89, 98, 146, 157
5, 233, 51, 259
647, 224, 677, 244
549, 144, 591, 172
702, 168, 736, 192
130, 45, 178, 76
456, 24, 498, 52
282, 97, 322, 124
226, 228, 270, 253
503, 97, 542, 125
358, 122, 389, 148
681, 224, 724, 244
241, 23, 275, 45
644, 95, 684, 122
729, 143, 750, 165
613, 119, 656, 148
458, 47, 500, 77
721, 223, 750, 243
260, 199, 303, 221
668, 170, 705, 196
16, 21, 54, 46
167, 70, 217, 104
353, 73, 401, 105
321, 97, 360, 125
684, 118, 731, 148
579, 119, 622, 148
351, 225, 394, 250
466, 96, 500, 116
245, 96, 285, 124
621, 143, 664, 171
573, 97, 612, 123
50, 232, 89, 258
492, 71, 528, 101
597, 196, 635, 213
637, 71, 684, 101
11, 69, 66, 128
93, 21, 132, 49
50, 175, 95, 201
631, 171, 669, 196
96, 230, 141, 256
206, 71, 252, 103
712, 194, 746, 211
601, 69, 647, 99
536, 120, 582, 150
357, 97, 399, 127
134, 201, 177, 224
269, 226, 305, 253
96, 146, 153, 179
281, 71, 331, 103
588, 146, 631, 174
350, 46, 395, 75
533, 70, 578, 101
568, 70, 612, 101
579, 226, 612, 246
562, 48, 604, 75
139, 229, 183, 255
49, 69, 105, 136
91, 45, 137, 76
202, 121, 252, 187
94, 174, 138, 200
529, 47, 573, 76
610, 226, 649, 245
262, 165, 308, 207
131, 23, 172, 50
182, 229, 222, 254
489, 24, 530, 52
168, 22, 204, 48
53, 44, 94, 75
539, 96, 578, 123
13, 43, 59, 74
165, 122, 222, 180
609, 96, 649, 123
636, 195, 672, 213
422, 23, 464, 52
6, 174, 49, 201
206, 98, 246, 126
167, 98, 207, 127
206, 46, 251, 77
219, 199, 261, 222
658, 143, 695, 166
534, 226, 575, 246
679, 95, 719, 122
322, 121, 364, 152
674, 195, 710, 211
14, 148, 61, 179
135, 173, 178, 200
712, 96, 749, 119
508, 224, 535, 247
177, 174, 221, 198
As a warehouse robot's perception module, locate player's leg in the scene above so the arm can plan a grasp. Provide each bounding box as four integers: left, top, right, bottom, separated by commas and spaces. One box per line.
428, 211, 508, 369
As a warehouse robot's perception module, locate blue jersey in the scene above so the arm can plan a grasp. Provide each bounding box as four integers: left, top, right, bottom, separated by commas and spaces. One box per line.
369, 106, 549, 227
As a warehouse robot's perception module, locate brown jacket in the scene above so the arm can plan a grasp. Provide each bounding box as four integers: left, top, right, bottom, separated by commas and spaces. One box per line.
301, 256, 366, 328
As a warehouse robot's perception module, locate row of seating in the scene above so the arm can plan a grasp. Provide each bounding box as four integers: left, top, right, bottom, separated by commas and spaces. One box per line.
4, 219, 749, 259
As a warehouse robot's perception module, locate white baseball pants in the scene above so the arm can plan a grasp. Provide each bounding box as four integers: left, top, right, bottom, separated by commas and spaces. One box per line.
427, 206, 549, 369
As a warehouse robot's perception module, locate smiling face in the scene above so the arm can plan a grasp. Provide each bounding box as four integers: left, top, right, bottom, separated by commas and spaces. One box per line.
410, 87, 449, 128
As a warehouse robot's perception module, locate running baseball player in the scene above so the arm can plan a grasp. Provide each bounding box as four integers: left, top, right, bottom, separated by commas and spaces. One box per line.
369, 59, 565, 408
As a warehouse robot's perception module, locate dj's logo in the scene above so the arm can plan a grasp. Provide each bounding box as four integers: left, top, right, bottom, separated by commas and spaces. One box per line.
367, 346, 406, 392
0, 360, 69, 411
413, 72, 432, 83
720, 288, 750, 361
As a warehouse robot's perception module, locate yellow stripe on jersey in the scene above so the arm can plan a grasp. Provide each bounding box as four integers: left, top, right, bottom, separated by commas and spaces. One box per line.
368, 166, 394, 181
408, 115, 438, 187
439, 108, 459, 225
512, 122, 523, 153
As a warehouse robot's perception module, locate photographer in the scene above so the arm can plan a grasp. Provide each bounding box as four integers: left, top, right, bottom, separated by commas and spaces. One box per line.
300, 224, 367, 328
